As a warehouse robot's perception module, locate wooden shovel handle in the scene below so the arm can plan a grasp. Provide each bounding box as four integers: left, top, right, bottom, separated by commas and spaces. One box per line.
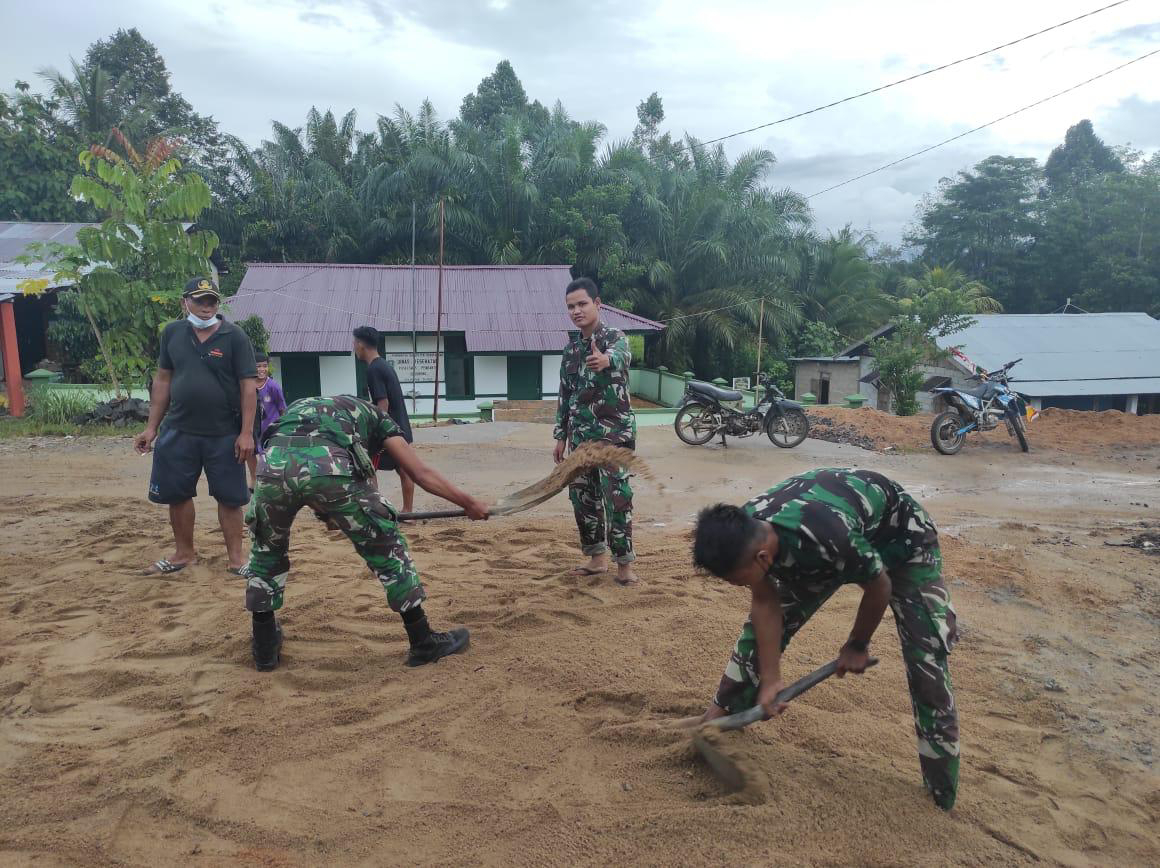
397, 509, 467, 521
705, 657, 878, 732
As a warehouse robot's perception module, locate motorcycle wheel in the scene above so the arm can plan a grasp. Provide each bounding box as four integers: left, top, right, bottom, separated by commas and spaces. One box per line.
931, 411, 966, 455
1011, 412, 1030, 453
767, 408, 808, 448
674, 402, 718, 446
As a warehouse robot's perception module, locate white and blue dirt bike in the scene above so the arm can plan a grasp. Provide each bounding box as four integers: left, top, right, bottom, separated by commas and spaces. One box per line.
929, 358, 1031, 455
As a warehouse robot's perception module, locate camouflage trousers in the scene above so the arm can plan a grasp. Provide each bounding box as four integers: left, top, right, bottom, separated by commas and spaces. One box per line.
244, 463, 426, 614
569, 464, 634, 564
714, 546, 960, 810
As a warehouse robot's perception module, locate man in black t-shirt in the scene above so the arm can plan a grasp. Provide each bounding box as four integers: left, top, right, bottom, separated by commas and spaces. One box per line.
133, 277, 257, 576
353, 326, 415, 512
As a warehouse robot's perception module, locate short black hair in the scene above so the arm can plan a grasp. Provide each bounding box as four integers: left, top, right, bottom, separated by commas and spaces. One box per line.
255, 352, 269, 363
692, 504, 766, 577
565, 277, 599, 301
352, 326, 379, 348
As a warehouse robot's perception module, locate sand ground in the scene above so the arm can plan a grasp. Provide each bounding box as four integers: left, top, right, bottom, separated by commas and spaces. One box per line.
1, 419, 1158, 866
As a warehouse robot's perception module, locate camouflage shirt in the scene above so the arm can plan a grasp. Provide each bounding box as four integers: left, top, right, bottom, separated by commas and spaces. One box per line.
553, 322, 636, 448
263, 395, 401, 477
744, 468, 939, 587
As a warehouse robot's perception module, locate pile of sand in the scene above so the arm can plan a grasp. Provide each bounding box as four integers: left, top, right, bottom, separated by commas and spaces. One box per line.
2, 434, 1158, 864
806, 405, 1160, 455
806, 407, 930, 451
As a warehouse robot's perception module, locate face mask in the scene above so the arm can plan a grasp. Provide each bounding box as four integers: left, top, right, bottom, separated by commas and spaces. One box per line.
187, 312, 218, 329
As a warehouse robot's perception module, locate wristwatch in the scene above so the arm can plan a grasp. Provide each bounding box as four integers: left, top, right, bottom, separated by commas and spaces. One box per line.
845, 638, 869, 653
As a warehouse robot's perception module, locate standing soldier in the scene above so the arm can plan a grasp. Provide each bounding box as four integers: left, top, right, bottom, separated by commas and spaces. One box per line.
553, 277, 638, 586
245, 394, 489, 671
688, 468, 960, 810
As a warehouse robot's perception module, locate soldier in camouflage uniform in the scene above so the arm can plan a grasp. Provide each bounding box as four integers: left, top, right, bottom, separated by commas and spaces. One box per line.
689, 468, 960, 810
245, 394, 489, 671
554, 277, 638, 585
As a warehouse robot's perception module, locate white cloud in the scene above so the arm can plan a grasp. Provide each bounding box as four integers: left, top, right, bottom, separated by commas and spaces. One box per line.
1, 0, 1157, 241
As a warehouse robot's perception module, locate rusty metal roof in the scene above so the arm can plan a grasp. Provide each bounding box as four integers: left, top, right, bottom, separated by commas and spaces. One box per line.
226, 263, 664, 354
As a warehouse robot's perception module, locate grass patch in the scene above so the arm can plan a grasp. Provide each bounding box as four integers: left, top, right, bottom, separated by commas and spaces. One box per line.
26, 386, 99, 426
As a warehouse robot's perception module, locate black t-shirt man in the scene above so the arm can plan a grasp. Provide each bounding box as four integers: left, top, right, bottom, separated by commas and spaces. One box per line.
157, 317, 257, 436
352, 326, 416, 513
366, 357, 413, 442
135, 276, 258, 578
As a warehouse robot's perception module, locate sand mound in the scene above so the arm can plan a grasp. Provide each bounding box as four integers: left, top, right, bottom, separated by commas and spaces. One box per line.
807, 405, 1160, 454
2, 434, 1158, 865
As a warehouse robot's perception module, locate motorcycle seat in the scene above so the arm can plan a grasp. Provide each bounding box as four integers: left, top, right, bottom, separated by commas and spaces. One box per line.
963, 383, 996, 400
688, 380, 743, 402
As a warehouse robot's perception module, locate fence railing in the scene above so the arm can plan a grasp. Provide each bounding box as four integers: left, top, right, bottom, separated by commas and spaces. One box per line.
629, 367, 760, 409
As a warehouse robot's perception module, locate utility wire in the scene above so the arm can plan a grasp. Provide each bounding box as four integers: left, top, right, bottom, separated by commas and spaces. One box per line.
808, 47, 1160, 198
659, 299, 756, 322
702, 0, 1133, 146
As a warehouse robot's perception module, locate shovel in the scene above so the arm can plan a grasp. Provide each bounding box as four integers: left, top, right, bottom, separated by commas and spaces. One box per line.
692, 657, 878, 790
397, 485, 562, 521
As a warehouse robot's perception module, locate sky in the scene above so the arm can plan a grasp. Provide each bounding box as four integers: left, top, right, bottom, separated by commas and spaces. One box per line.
2, 0, 1158, 245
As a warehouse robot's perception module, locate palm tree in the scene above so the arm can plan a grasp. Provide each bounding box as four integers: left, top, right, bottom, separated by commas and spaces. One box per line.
793, 229, 897, 342
615, 137, 809, 372
213, 113, 366, 263
39, 60, 145, 148
360, 102, 480, 262
900, 265, 1003, 313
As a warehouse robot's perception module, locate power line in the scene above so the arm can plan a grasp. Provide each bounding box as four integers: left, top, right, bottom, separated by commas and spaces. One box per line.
659, 299, 756, 322
701, 0, 1133, 146
808, 46, 1160, 198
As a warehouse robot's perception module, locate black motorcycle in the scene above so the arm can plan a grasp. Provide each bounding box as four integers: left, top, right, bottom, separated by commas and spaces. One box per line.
674, 374, 809, 448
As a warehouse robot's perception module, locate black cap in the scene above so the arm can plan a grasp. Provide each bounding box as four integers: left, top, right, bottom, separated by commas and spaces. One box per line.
183, 276, 221, 301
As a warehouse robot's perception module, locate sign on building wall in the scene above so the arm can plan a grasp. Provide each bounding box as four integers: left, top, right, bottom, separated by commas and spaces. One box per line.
385, 352, 441, 382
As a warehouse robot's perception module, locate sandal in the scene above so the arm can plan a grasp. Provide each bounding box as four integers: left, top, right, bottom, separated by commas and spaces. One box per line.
144, 558, 191, 575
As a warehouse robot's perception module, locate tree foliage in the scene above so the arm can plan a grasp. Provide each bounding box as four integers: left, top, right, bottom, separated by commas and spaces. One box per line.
237, 315, 270, 354
0, 83, 91, 221
9, 33, 1160, 395
20, 131, 217, 394
910, 120, 1160, 317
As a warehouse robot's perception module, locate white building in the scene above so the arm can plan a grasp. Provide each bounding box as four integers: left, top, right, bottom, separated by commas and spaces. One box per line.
226, 263, 663, 414
828, 313, 1160, 415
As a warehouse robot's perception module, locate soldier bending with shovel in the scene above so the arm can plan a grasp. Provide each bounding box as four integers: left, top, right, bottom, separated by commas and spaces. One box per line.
245, 395, 489, 671
688, 468, 960, 810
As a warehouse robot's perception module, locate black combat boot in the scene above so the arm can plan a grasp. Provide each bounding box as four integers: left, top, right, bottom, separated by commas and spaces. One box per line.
402, 608, 469, 666
252, 612, 283, 671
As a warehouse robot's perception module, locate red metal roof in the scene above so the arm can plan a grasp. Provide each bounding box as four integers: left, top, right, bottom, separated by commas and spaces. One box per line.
227, 263, 663, 354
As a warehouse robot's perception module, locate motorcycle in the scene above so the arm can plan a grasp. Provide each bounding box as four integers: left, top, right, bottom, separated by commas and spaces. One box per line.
674, 374, 809, 448
929, 358, 1031, 455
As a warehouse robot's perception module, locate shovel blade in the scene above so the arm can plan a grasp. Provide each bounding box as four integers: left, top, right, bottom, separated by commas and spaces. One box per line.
692, 731, 749, 791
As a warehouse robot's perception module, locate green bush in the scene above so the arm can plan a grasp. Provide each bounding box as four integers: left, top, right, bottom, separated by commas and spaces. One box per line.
26, 386, 98, 425
627, 333, 645, 364
238, 315, 271, 353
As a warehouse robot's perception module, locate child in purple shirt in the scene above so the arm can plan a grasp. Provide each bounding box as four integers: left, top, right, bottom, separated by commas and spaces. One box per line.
248, 353, 287, 489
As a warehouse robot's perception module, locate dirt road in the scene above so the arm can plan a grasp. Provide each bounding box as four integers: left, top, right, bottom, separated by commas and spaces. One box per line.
1, 423, 1158, 865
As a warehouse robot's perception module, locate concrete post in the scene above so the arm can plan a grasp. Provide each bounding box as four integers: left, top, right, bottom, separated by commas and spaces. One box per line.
0, 300, 25, 417
1127, 395, 1139, 415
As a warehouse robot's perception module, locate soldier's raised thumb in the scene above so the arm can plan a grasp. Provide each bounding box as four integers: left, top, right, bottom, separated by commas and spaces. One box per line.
590, 336, 598, 355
